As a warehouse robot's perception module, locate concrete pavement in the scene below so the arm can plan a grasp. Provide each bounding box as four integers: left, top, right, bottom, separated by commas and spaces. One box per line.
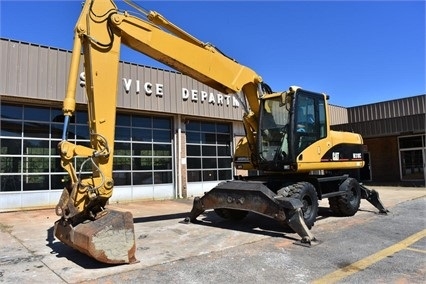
0, 186, 424, 283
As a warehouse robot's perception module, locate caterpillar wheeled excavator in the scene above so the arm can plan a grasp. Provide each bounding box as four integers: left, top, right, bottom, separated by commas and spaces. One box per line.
54, 0, 388, 264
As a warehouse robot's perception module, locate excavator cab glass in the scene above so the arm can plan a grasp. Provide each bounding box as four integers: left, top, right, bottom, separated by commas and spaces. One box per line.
292, 90, 327, 157
258, 90, 327, 171
259, 96, 291, 166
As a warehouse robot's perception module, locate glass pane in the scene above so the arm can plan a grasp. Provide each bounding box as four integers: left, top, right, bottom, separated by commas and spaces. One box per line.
186, 132, 200, 143
154, 171, 172, 184
187, 170, 201, 182
23, 174, 49, 190
154, 144, 171, 156
1, 104, 22, 120
116, 127, 131, 140
219, 169, 232, 180
1, 120, 22, 137
186, 145, 201, 156
217, 145, 230, 156
202, 145, 216, 156
116, 114, 131, 126
400, 150, 424, 180
186, 121, 200, 131
153, 117, 171, 129
201, 122, 215, 132
113, 171, 131, 185
132, 116, 151, 128
51, 174, 66, 190
1, 175, 21, 191
218, 158, 231, 168
51, 123, 63, 139
133, 157, 152, 170
133, 143, 152, 156
153, 130, 171, 142
50, 142, 61, 155
216, 123, 230, 133
132, 128, 152, 142
114, 142, 131, 155
75, 111, 88, 124
1, 157, 21, 173
23, 122, 49, 138
51, 157, 63, 173
187, 158, 201, 169
217, 134, 230, 144
76, 125, 90, 140
154, 158, 172, 170
399, 136, 423, 149
24, 106, 49, 121
133, 172, 152, 185
201, 133, 216, 144
113, 157, 131, 170
24, 157, 49, 173
1, 139, 21, 154
51, 109, 64, 123
203, 170, 217, 181
23, 140, 50, 155
202, 158, 217, 168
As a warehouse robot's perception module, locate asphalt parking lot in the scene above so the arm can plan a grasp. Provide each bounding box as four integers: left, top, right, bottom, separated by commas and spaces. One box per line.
0, 186, 425, 283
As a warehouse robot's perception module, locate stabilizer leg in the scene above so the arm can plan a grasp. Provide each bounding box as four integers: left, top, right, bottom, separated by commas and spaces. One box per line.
284, 207, 317, 245
360, 184, 389, 214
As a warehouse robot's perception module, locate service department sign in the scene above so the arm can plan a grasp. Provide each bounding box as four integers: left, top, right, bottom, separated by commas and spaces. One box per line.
79, 72, 240, 108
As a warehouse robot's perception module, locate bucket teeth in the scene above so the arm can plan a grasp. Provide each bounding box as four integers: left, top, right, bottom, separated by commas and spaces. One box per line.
54, 209, 137, 264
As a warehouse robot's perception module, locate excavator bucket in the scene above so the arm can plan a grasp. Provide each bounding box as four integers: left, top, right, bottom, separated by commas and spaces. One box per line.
54, 209, 137, 264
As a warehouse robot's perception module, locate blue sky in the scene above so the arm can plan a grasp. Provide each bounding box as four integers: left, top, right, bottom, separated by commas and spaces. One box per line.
1, 0, 425, 107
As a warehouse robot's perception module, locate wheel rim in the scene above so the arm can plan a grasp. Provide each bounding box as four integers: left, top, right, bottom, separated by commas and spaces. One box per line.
302, 196, 312, 217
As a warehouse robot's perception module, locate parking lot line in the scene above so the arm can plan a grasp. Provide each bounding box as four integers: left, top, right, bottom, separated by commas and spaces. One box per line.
312, 229, 426, 284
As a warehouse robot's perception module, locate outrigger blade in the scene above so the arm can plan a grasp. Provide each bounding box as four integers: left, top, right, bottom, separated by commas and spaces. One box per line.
54, 209, 137, 264
183, 180, 316, 245
360, 184, 389, 214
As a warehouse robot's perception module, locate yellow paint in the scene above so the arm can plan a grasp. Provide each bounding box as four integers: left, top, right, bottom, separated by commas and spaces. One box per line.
312, 229, 426, 284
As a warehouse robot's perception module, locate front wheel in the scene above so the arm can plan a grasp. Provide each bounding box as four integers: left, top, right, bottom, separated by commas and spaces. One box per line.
329, 178, 361, 216
277, 182, 319, 229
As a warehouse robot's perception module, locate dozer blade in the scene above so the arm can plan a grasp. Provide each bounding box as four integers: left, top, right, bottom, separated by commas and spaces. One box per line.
54, 209, 137, 264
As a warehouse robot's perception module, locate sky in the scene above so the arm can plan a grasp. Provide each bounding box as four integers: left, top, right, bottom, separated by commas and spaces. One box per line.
1, 0, 425, 107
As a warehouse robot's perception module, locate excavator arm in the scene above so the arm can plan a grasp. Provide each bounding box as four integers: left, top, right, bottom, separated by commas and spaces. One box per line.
56, 0, 264, 219
54, 0, 265, 264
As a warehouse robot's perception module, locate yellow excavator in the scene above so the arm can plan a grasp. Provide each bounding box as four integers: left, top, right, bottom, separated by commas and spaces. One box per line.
54, 0, 388, 264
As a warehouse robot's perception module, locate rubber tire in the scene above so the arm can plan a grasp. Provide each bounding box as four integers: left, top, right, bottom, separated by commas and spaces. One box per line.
277, 182, 319, 229
329, 178, 361, 216
214, 208, 249, 221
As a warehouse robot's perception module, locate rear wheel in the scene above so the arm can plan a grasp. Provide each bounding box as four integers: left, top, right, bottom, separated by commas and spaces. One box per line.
214, 208, 249, 221
277, 182, 319, 229
329, 178, 361, 216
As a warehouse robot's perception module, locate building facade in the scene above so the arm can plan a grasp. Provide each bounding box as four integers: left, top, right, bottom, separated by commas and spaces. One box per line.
1, 38, 424, 212
332, 96, 425, 186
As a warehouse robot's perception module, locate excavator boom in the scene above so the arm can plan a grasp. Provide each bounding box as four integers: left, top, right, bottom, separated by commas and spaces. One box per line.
54, 0, 264, 264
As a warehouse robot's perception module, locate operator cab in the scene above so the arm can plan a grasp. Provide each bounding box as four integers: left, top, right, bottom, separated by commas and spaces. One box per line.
258, 88, 327, 171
